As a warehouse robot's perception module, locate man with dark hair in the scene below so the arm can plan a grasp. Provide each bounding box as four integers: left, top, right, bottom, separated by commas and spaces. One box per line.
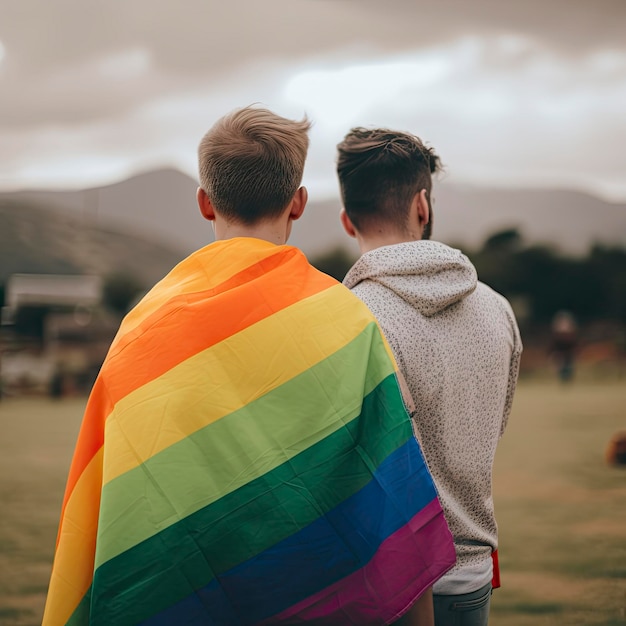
337, 127, 523, 626
43, 108, 455, 626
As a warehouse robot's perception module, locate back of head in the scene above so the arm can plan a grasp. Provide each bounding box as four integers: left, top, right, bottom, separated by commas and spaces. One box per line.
336, 127, 441, 233
198, 106, 311, 224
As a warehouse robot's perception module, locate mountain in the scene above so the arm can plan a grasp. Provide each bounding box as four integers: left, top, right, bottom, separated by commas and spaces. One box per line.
1, 169, 204, 256
0, 199, 185, 287
1, 169, 625, 282
431, 185, 626, 253
293, 185, 626, 257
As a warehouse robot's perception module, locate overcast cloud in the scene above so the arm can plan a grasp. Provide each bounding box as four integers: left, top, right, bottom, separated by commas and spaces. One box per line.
0, 0, 625, 200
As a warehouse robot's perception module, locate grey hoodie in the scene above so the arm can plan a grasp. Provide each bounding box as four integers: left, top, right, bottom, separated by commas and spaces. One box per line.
344, 240, 522, 594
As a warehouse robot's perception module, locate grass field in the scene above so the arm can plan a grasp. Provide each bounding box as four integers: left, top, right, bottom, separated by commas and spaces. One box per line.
491, 380, 626, 625
0, 381, 625, 625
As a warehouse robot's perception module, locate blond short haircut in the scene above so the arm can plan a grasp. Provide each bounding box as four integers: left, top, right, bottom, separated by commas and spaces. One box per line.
198, 106, 311, 224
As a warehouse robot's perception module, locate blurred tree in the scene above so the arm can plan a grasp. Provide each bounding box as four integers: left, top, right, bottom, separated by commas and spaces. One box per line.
310, 247, 358, 282
466, 229, 626, 328
471, 228, 525, 298
102, 272, 145, 316
514, 248, 605, 323
482, 228, 523, 253
588, 245, 626, 324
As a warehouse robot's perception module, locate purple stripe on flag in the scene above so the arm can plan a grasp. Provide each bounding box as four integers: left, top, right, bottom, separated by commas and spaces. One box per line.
260, 498, 455, 625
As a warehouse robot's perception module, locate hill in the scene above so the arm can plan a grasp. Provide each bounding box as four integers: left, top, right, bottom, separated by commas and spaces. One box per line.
295, 185, 626, 257
0, 199, 185, 288
432, 185, 626, 253
1, 169, 625, 286
0, 169, 204, 256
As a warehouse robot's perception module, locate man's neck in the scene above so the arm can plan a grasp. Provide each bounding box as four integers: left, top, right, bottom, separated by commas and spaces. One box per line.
357, 229, 421, 255
214, 219, 291, 246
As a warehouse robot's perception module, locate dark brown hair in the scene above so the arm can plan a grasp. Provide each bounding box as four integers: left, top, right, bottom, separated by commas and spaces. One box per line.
336, 127, 441, 232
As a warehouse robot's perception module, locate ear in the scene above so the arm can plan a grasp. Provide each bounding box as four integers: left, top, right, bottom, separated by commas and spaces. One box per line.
197, 187, 216, 222
415, 189, 430, 227
340, 208, 357, 239
288, 186, 307, 221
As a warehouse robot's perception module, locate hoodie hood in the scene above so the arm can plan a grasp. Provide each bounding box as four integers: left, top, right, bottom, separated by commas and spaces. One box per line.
344, 240, 478, 317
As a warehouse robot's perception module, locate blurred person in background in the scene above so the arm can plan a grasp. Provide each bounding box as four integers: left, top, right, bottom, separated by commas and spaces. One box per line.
43, 107, 455, 626
549, 310, 579, 383
336, 127, 523, 626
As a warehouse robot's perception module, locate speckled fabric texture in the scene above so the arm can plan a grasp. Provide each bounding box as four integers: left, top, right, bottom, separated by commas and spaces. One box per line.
344, 240, 522, 595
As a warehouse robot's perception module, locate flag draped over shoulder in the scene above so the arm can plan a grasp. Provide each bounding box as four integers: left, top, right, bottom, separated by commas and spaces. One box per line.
43, 238, 455, 626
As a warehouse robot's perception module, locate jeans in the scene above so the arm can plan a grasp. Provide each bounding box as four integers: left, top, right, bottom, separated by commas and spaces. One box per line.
433, 583, 492, 626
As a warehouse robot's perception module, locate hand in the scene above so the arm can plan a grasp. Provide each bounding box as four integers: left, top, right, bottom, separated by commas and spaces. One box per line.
394, 587, 434, 626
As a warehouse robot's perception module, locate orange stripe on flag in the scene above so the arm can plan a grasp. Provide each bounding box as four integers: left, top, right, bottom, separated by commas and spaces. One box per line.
57, 245, 337, 534
57, 379, 111, 542
102, 249, 335, 409
115, 240, 285, 341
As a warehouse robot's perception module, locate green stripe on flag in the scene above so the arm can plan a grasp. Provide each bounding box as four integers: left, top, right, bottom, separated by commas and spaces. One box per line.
95, 322, 396, 568
89, 371, 412, 625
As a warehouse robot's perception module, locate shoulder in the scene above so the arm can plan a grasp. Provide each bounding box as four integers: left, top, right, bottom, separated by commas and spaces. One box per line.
349, 280, 402, 319
474, 282, 523, 348
475, 282, 515, 315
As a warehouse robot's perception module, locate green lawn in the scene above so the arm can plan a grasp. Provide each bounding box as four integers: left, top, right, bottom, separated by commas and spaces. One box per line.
491, 381, 626, 625
0, 381, 625, 625
0, 398, 84, 626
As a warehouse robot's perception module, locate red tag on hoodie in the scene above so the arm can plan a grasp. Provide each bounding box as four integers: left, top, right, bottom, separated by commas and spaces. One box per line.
492, 550, 501, 589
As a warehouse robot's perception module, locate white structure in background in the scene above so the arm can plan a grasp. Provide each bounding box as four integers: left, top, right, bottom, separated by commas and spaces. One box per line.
1, 274, 112, 396
2, 273, 102, 323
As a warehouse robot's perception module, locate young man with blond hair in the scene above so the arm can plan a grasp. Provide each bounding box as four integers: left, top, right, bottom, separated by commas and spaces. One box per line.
43, 107, 455, 625
337, 127, 522, 626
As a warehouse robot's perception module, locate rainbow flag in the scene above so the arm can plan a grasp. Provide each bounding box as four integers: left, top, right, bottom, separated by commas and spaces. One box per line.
43, 238, 455, 625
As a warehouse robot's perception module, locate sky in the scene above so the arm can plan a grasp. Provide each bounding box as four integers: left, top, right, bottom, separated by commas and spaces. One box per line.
0, 0, 625, 201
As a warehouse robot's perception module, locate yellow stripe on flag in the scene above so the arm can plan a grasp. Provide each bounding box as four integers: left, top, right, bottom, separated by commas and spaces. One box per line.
102, 284, 372, 485
42, 449, 103, 626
